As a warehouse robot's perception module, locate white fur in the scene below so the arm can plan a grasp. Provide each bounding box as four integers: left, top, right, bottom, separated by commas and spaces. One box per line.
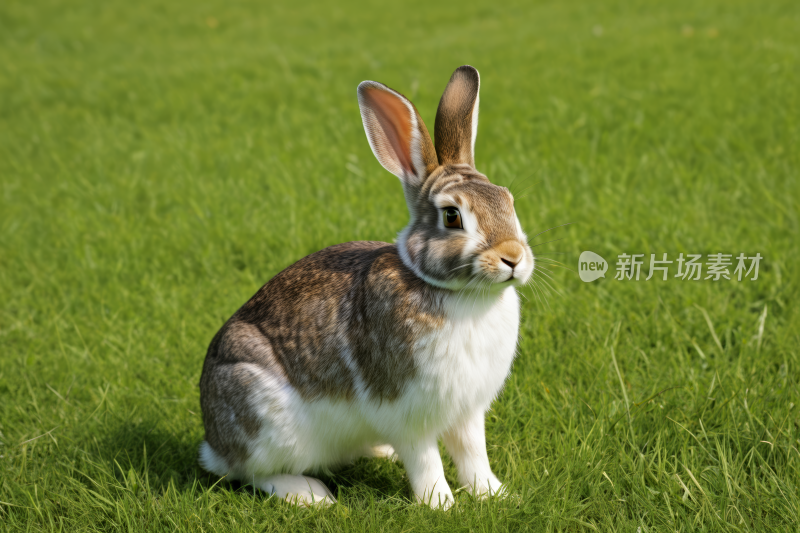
372, 444, 398, 460
258, 474, 336, 506
201, 286, 520, 508
199, 440, 229, 476
470, 92, 479, 163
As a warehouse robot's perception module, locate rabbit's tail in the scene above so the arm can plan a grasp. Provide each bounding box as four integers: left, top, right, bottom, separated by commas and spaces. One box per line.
199, 440, 229, 477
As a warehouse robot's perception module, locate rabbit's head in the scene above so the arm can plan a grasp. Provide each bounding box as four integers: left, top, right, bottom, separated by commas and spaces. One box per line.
358, 66, 534, 291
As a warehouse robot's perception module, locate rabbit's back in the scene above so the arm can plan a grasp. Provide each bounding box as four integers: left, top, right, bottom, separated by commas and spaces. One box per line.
199, 242, 448, 461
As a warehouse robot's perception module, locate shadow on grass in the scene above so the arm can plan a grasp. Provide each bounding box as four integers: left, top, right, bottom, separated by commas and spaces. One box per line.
98, 418, 413, 504
97, 418, 216, 493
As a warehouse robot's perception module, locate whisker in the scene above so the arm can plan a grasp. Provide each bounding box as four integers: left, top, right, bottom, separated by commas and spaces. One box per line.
531, 285, 555, 309
535, 263, 559, 272
472, 279, 490, 314
529, 237, 565, 248
527, 222, 574, 242
528, 282, 545, 308
532, 269, 562, 283
454, 276, 481, 309
528, 278, 551, 310
531, 273, 554, 297
510, 176, 545, 197
533, 271, 563, 298
535, 262, 577, 274
534, 257, 574, 271
509, 181, 541, 200
530, 264, 559, 295
447, 263, 473, 273
504, 173, 525, 194
506, 175, 541, 197
534, 263, 567, 273
534, 257, 569, 265
513, 185, 548, 202
534, 266, 559, 283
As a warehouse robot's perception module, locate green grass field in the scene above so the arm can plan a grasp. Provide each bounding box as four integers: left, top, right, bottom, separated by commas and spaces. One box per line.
1, 0, 799, 530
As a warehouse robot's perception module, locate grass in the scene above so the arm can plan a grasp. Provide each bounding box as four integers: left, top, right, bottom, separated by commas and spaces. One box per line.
1, 0, 799, 530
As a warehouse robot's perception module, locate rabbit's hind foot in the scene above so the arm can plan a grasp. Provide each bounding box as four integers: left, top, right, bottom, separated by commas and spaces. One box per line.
256, 474, 336, 507
372, 444, 398, 461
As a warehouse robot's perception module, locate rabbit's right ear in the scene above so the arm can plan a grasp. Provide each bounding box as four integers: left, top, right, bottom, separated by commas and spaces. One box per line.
357, 81, 438, 188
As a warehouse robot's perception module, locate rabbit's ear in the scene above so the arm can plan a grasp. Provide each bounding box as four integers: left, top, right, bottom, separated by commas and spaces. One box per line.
434, 66, 480, 168
358, 81, 438, 187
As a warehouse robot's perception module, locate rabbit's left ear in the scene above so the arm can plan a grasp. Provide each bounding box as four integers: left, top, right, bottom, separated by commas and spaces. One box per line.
357, 81, 438, 188
434, 65, 480, 168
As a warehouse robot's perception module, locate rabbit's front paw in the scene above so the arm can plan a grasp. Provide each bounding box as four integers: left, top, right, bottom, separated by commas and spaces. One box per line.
418, 486, 455, 510
470, 475, 505, 499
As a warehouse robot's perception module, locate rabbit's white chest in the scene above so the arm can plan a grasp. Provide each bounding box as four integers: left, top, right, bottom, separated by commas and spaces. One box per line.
394, 286, 521, 434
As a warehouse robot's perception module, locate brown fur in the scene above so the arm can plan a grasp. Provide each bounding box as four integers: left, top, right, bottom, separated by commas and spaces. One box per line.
435, 66, 480, 167
403, 165, 520, 284
200, 243, 449, 465
201, 242, 446, 416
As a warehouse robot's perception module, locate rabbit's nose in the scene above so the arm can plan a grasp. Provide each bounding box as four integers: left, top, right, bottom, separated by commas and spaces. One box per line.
501, 257, 518, 269
496, 241, 525, 269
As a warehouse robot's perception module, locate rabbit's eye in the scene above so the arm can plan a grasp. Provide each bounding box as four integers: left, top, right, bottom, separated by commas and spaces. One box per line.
443, 208, 462, 229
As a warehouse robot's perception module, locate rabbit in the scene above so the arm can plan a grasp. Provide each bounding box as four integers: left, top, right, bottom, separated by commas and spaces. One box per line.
198, 65, 535, 509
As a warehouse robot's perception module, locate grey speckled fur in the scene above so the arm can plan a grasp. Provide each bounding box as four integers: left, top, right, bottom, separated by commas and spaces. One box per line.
200, 242, 447, 465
